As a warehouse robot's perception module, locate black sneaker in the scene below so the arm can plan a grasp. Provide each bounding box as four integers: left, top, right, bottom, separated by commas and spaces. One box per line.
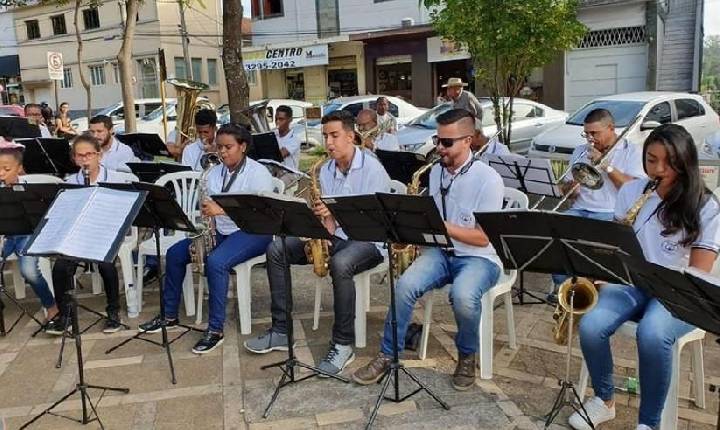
192, 330, 224, 354
103, 314, 123, 333
44, 315, 67, 336
143, 266, 159, 284
138, 315, 179, 333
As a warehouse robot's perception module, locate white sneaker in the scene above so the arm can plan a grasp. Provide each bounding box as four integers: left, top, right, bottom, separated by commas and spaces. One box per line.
636, 425, 653, 430
568, 396, 616, 430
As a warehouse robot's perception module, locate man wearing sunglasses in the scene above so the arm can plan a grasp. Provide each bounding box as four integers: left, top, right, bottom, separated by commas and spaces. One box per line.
353, 109, 504, 391
549, 108, 645, 299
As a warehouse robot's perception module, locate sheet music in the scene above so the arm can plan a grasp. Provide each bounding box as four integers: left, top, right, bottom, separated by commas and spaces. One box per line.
28, 187, 94, 254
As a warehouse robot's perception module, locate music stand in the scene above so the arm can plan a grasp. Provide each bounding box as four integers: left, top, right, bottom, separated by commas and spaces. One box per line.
247, 132, 283, 162
16, 137, 76, 178
375, 149, 427, 185
322, 193, 451, 430
0, 117, 40, 139
475, 210, 643, 429
211, 193, 345, 418
117, 133, 170, 161
126, 162, 192, 184
101, 182, 198, 384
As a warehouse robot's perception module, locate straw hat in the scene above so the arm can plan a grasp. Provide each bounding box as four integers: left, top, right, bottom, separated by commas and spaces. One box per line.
441, 77, 469, 88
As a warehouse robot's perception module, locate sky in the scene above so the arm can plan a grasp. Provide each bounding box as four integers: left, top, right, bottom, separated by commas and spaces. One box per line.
707, 0, 720, 36
242, 0, 251, 17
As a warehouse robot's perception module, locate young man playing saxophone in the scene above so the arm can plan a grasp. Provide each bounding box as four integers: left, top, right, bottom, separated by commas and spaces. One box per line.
245, 110, 391, 376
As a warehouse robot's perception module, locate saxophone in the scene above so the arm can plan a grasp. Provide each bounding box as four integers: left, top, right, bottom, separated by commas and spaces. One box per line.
390, 160, 438, 278
304, 155, 330, 277
189, 152, 222, 273
621, 178, 660, 226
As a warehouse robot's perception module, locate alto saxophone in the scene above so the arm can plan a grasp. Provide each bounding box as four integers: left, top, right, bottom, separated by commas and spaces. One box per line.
304, 155, 330, 277
621, 178, 660, 226
189, 152, 222, 274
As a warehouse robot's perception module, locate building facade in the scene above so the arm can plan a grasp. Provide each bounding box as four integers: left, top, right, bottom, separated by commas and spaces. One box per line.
0, 6, 23, 105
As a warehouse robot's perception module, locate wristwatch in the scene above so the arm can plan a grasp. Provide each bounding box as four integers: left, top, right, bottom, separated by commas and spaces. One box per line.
605, 165, 615, 174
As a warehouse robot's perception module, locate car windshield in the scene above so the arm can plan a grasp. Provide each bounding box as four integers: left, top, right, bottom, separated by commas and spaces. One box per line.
408, 103, 453, 129
97, 103, 122, 117
566, 100, 646, 127
143, 103, 176, 121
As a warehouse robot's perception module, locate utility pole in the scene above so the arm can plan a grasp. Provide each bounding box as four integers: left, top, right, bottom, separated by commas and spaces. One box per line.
178, 1, 192, 80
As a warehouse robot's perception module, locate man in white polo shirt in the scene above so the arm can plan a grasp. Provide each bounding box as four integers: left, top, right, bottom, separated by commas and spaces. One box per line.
356, 109, 400, 152
181, 109, 218, 171
87, 115, 139, 172
274, 105, 301, 170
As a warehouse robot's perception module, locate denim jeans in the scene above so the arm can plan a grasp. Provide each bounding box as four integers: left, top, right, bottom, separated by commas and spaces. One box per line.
267, 236, 383, 345
579, 283, 694, 427
53, 259, 120, 316
551, 208, 615, 287
1, 235, 55, 309
164, 230, 271, 333
380, 247, 501, 356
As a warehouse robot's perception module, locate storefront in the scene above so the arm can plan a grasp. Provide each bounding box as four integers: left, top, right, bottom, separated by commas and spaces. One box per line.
0, 55, 24, 105
426, 37, 475, 101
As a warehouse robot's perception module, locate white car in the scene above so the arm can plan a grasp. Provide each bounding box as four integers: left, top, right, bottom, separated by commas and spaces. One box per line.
292, 95, 427, 148
399, 98, 568, 156
71, 98, 166, 133
528, 92, 720, 160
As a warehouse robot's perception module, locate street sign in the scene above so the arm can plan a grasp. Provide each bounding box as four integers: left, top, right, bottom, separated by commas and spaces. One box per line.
47, 52, 63, 80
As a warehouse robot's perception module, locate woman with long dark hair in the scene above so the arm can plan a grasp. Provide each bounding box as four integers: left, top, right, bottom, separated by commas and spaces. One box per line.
569, 124, 720, 430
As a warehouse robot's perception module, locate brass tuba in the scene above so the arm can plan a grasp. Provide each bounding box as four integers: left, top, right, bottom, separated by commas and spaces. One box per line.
188, 152, 222, 274
552, 277, 598, 345
166, 78, 213, 159
304, 155, 330, 277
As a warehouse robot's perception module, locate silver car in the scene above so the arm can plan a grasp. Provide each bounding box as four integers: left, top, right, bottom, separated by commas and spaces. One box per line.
398, 98, 568, 156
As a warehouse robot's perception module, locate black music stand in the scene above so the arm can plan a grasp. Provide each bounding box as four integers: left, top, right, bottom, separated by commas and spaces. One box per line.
16, 137, 76, 178
375, 149, 427, 185
212, 193, 345, 418
247, 132, 283, 162
101, 182, 198, 384
475, 210, 643, 429
0, 116, 40, 139
322, 193, 451, 430
117, 133, 170, 161
126, 162, 192, 184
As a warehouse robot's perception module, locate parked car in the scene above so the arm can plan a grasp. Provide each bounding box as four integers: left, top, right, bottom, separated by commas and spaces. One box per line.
71, 98, 166, 133
399, 98, 568, 156
293, 95, 427, 148
218, 98, 313, 129
528, 92, 720, 160
0, 104, 24, 117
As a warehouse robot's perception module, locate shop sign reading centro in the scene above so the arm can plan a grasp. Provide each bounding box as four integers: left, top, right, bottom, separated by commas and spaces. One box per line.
244, 44, 329, 71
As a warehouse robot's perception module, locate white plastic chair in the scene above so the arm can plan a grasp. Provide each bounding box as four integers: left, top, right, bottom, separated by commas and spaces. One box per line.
577, 322, 706, 430
194, 179, 286, 327
136, 171, 202, 315
417, 187, 526, 378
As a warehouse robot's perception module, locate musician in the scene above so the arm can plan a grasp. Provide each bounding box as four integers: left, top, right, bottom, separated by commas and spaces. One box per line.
569, 124, 720, 430
139, 124, 274, 354
356, 109, 400, 152
353, 109, 504, 390
24, 103, 52, 138
551, 109, 645, 294
274, 105, 301, 170
443, 77, 483, 118
244, 110, 390, 376
181, 109, 218, 171
87, 115, 139, 172
0, 139, 60, 330
46, 135, 132, 335
472, 120, 510, 160
375, 97, 397, 134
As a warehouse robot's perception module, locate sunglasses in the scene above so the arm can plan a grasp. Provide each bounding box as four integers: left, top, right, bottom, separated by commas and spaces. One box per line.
432, 135, 472, 148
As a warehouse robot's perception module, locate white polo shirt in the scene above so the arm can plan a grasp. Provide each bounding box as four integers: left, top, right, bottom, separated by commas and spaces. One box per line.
377, 112, 397, 134
65, 166, 131, 185
374, 132, 400, 151
40, 125, 52, 138
275, 128, 300, 170
319, 147, 391, 241
206, 157, 274, 236
479, 136, 511, 162
428, 151, 504, 268
100, 137, 139, 173
568, 138, 646, 213
615, 178, 720, 268
181, 139, 206, 171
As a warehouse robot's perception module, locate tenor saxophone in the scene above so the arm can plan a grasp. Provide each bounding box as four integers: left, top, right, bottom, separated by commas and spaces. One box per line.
304, 155, 330, 277
188, 152, 222, 274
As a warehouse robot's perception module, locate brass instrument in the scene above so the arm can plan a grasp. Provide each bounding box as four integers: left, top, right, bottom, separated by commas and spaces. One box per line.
357, 124, 380, 150
188, 152, 222, 273
552, 277, 598, 345
166, 78, 213, 160
620, 178, 660, 226
304, 155, 330, 277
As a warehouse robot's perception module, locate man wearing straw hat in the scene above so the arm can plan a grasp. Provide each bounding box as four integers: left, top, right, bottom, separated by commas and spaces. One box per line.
443, 77, 482, 119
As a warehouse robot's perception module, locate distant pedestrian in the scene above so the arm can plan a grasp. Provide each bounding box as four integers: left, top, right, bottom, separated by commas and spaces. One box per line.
442, 77, 482, 118
55, 102, 77, 138
375, 97, 397, 135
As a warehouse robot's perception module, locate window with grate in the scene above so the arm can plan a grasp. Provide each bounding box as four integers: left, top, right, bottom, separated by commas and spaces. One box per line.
207, 59, 217, 86
51, 15, 67, 35
191, 58, 202, 82
578, 26, 646, 49
25, 20, 40, 40
61, 68, 73, 89
89, 65, 106, 86
174, 57, 187, 80
83, 7, 100, 30
112, 63, 120, 84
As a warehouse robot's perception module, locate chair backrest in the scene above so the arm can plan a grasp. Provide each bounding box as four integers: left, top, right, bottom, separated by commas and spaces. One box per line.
271, 177, 286, 195
389, 179, 407, 194
20, 174, 63, 184
155, 170, 202, 219
503, 187, 529, 210
112, 171, 140, 184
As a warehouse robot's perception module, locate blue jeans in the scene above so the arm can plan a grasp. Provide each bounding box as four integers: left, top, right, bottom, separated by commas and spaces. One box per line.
551, 208, 615, 287
579, 284, 694, 427
164, 230, 272, 332
1, 235, 55, 309
381, 247, 501, 356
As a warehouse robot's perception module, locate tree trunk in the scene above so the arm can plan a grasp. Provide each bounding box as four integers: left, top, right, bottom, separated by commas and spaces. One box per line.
74, 0, 92, 119
118, 0, 139, 132
222, 0, 250, 127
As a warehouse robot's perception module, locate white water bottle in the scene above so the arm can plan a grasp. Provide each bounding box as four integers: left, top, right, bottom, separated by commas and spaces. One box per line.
126, 283, 139, 318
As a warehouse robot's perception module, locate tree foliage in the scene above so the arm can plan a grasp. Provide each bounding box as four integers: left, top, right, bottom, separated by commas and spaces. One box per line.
702, 36, 720, 112
422, 0, 586, 145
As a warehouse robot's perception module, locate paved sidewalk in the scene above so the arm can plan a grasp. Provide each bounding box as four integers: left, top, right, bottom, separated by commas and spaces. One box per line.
0, 268, 717, 429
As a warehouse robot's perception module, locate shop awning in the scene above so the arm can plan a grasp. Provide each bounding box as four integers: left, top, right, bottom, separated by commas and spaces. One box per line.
0, 55, 20, 77
350, 25, 434, 43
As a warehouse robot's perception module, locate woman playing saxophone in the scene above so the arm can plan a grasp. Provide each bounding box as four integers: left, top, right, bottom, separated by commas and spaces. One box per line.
569, 124, 720, 430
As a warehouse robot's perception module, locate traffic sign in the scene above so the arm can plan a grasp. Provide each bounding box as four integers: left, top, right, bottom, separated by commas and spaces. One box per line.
47, 52, 63, 80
